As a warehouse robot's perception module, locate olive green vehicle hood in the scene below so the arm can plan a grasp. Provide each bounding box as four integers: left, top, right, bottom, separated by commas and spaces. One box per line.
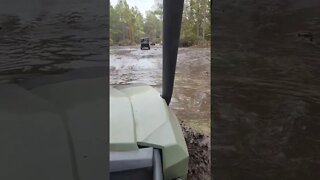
110, 85, 189, 180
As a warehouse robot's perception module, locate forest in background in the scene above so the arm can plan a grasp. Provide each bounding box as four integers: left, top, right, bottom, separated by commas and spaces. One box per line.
110, 0, 210, 47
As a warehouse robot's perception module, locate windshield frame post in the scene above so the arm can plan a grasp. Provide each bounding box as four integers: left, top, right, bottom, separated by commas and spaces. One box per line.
161, 0, 184, 105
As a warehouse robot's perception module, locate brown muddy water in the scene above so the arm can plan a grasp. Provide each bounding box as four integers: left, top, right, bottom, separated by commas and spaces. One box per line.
110, 45, 211, 179
0, 0, 108, 84
110, 45, 211, 135
213, 0, 320, 179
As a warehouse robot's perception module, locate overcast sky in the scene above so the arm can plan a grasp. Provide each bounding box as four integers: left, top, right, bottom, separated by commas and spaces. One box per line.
110, 0, 156, 18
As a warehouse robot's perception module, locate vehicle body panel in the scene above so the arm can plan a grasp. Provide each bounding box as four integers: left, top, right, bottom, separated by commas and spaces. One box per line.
110, 85, 189, 179
110, 88, 138, 151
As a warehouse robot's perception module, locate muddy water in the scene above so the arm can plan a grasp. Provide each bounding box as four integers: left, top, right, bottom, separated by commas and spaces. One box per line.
110, 45, 211, 135
0, 0, 108, 84
110, 45, 211, 179
213, 0, 320, 179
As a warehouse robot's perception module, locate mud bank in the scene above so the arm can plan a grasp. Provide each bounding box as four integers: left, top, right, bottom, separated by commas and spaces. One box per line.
182, 123, 211, 180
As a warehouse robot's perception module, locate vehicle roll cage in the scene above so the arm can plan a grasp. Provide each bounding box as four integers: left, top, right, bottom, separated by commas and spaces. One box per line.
161, 0, 184, 105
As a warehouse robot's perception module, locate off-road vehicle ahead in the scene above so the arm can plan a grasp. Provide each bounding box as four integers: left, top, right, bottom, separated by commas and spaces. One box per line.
110, 0, 188, 180
141, 37, 150, 50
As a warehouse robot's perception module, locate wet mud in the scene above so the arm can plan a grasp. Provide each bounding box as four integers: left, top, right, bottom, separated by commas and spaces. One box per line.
0, 0, 108, 84
182, 123, 211, 180
213, 0, 320, 179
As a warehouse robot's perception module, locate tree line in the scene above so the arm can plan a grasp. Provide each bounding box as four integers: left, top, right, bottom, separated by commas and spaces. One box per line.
110, 0, 210, 47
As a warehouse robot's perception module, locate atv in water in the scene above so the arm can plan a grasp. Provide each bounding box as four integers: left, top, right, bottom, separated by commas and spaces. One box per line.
140, 37, 150, 50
